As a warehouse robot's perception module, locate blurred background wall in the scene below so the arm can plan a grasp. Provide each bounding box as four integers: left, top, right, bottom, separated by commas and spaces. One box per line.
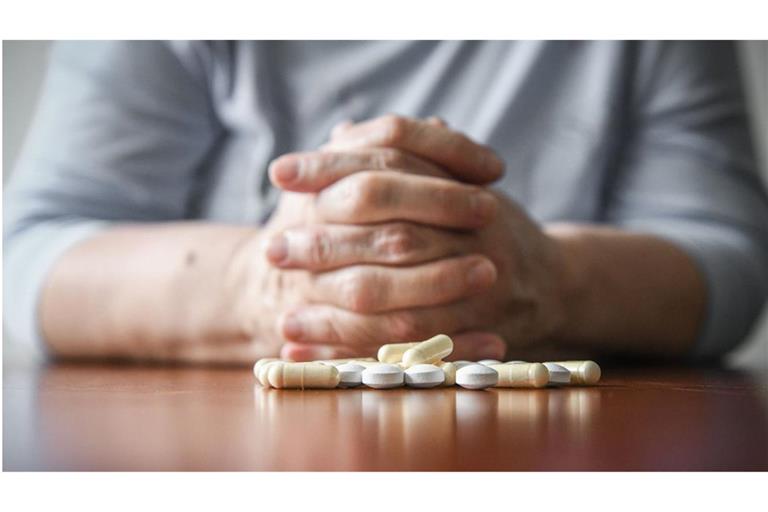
3, 41, 767, 366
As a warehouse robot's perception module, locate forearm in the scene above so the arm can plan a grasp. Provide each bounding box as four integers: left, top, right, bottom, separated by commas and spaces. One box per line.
39, 222, 263, 361
547, 223, 707, 357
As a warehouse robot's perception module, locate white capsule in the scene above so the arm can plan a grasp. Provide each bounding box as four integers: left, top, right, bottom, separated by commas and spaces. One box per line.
478, 359, 502, 366
455, 364, 499, 390
337, 363, 365, 388
362, 363, 405, 389
542, 362, 571, 385
404, 364, 445, 388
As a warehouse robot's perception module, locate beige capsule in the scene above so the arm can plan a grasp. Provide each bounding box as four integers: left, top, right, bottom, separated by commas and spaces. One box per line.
402, 334, 454, 368
377, 342, 420, 363
253, 358, 280, 379
258, 361, 286, 387
549, 361, 601, 385
436, 361, 457, 386
268, 362, 341, 389
489, 363, 549, 388
314, 357, 377, 367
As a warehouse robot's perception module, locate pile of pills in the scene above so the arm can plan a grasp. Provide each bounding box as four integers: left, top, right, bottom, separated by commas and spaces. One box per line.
253, 334, 601, 391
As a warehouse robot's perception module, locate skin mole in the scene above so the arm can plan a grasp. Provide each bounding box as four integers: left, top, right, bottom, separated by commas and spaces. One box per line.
185, 251, 197, 266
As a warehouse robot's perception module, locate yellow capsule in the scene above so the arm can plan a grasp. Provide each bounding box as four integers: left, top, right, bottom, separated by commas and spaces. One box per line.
377, 342, 420, 363
268, 362, 340, 389
402, 334, 454, 368
489, 363, 549, 388
436, 361, 457, 386
549, 361, 601, 385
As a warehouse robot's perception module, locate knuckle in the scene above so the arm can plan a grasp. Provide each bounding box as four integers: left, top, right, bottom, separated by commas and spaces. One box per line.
339, 270, 378, 313
344, 172, 390, 216
307, 228, 332, 267
375, 223, 421, 263
375, 148, 406, 169
379, 115, 408, 145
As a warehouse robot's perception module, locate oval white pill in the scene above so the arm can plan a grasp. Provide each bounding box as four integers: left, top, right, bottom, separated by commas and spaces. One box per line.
404, 364, 445, 388
337, 363, 365, 388
362, 364, 405, 389
456, 364, 498, 390
478, 359, 502, 366
542, 362, 571, 385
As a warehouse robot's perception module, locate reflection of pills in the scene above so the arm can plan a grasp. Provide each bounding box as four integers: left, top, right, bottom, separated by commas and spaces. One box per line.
337, 363, 365, 388
478, 359, 502, 366
542, 363, 571, 385
404, 364, 445, 388
362, 364, 405, 389
456, 364, 498, 389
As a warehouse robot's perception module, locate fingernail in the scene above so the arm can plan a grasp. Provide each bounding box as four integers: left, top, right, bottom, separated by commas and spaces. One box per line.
266, 234, 289, 264
479, 149, 505, 178
466, 259, 496, 289
282, 313, 304, 340
271, 158, 300, 184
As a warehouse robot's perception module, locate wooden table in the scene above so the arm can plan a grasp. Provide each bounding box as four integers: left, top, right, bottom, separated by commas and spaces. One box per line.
4, 361, 767, 470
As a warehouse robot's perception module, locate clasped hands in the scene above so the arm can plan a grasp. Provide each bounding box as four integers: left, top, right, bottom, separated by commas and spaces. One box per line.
247, 115, 568, 361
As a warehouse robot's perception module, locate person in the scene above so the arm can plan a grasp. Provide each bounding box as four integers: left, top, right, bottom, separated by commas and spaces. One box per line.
4, 41, 768, 364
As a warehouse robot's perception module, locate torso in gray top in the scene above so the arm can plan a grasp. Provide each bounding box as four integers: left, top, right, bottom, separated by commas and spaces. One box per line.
5, 41, 768, 358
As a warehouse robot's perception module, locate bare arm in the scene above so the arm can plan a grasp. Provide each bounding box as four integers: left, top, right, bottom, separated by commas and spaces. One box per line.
547, 224, 706, 357
39, 223, 268, 363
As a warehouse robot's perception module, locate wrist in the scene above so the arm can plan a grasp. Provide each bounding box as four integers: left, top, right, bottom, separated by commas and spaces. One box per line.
542, 222, 591, 343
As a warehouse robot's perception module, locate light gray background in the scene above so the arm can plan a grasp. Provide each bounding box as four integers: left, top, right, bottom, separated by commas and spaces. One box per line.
3, 41, 767, 367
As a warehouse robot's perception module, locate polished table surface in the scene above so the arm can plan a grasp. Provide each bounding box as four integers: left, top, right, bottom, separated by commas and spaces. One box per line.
4, 361, 768, 470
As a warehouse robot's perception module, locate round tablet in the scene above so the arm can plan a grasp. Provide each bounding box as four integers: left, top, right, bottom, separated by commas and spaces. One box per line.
404, 364, 445, 388
362, 364, 405, 389
337, 363, 365, 388
478, 359, 502, 366
542, 362, 571, 385
456, 364, 498, 390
